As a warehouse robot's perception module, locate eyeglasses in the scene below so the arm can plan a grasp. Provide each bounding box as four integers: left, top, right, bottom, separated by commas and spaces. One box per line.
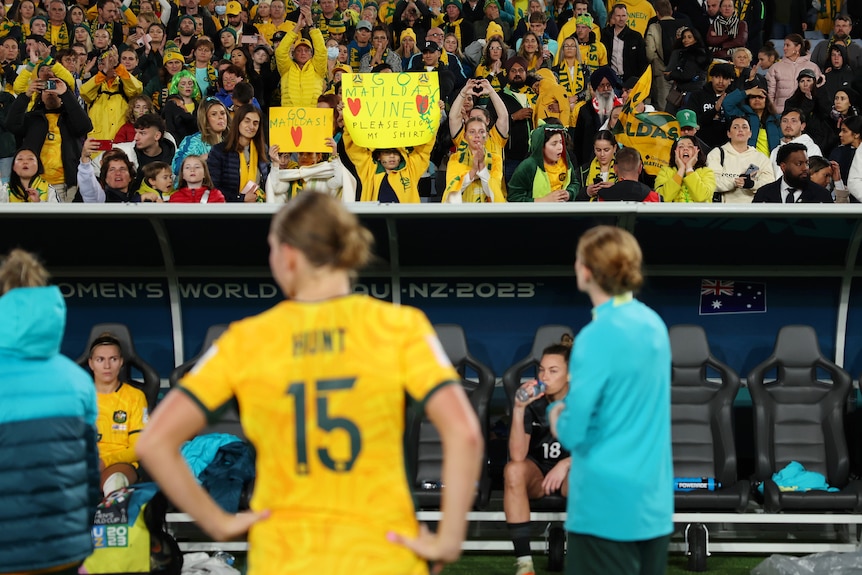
748, 95, 766, 100
428, 32, 443, 37
562, 43, 577, 48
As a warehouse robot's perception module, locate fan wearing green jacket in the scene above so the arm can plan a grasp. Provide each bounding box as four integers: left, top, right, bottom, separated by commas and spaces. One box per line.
507, 123, 579, 202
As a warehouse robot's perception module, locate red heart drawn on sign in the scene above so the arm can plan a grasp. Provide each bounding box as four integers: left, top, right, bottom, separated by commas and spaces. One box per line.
347, 97, 362, 116
415, 95, 429, 114
291, 126, 302, 147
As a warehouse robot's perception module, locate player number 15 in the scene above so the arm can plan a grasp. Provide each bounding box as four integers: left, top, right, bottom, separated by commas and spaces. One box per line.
286, 377, 363, 475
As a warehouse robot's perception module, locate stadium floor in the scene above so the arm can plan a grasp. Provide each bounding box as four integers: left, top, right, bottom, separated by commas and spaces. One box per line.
227, 552, 768, 573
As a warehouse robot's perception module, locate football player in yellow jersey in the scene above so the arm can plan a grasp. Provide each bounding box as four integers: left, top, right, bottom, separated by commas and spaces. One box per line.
138, 192, 484, 575
89, 333, 148, 496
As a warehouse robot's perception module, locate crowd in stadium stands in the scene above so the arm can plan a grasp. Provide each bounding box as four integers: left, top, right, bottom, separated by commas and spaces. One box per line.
0, 0, 859, 204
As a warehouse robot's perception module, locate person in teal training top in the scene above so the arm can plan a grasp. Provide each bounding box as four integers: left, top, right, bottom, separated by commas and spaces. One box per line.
549, 225, 673, 575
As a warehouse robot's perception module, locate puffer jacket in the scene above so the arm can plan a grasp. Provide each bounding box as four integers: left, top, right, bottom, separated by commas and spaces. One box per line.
0, 286, 100, 573
80, 65, 144, 141
766, 54, 821, 114
275, 28, 327, 107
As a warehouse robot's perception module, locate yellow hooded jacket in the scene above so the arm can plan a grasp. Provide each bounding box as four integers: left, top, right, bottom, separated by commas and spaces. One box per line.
343, 127, 437, 203
275, 27, 328, 106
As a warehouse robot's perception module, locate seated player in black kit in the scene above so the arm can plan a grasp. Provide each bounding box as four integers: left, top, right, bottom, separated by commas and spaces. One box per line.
505, 343, 572, 575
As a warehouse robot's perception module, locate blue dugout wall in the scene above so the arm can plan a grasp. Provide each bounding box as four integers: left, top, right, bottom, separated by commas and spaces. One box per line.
1, 203, 861, 382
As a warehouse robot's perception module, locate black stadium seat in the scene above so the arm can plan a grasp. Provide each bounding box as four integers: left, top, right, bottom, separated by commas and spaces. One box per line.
168, 324, 244, 439
409, 324, 496, 510
748, 325, 862, 513
75, 323, 161, 411
670, 324, 749, 513
169, 324, 228, 388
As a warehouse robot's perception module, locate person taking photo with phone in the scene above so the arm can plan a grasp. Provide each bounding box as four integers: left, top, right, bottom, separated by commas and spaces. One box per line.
6, 65, 92, 202
81, 46, 144, 142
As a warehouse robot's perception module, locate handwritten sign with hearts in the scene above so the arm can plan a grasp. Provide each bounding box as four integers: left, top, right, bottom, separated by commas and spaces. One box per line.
342, 72, 441, 148
269, 107, 333, 153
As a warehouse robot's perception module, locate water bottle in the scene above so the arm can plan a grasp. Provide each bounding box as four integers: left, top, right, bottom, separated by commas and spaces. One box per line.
515, 381, 546, 403
674, 477, 721, 491
213, 551, 236, 566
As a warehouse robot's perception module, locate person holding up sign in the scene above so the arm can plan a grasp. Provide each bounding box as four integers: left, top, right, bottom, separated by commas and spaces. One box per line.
342, 102, 441, 203
265, 138, 356, 202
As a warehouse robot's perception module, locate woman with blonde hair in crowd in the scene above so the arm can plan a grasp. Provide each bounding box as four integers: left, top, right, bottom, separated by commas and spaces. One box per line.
73, 22, 93, 53
396, 28, 420, 69
172, 97, 230, 175
443, 116, 504, 202
0, 248, 99, 575
553, 34, 587, 126
443, 32, 472, 86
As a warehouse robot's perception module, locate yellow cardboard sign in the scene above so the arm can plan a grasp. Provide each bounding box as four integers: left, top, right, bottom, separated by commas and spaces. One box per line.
613, 65, 680, 176
342, 72, 440, 148
269, 107, 333, 152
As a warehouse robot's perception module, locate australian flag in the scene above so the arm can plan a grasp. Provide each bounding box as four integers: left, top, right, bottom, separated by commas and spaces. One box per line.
699, 279, 767, 315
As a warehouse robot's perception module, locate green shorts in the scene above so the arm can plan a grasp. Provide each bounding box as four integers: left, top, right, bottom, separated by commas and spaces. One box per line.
565, 532, 670, 575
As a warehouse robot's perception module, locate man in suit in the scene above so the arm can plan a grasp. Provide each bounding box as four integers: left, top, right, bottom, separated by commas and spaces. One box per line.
753, 143, 833, 203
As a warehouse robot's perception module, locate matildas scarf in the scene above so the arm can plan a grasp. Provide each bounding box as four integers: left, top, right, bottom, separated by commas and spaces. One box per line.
48, 21, 70, 50
585, 157, 616, 201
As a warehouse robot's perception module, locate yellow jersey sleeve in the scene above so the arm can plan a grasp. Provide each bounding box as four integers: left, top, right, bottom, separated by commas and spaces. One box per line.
400, 307, 459, 403
179, 329, 243, 420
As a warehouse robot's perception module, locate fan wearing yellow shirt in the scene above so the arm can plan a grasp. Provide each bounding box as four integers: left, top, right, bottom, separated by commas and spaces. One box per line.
137, 192, 484, 575
612, 0, 655, 37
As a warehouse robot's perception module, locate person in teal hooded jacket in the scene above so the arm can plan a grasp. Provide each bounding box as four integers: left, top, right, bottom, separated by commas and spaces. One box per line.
549, 226, 673, 575
507, 123, 580, 202
0, 249, 100, 575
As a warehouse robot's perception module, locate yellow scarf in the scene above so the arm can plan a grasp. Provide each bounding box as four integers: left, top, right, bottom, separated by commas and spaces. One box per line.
444, 18, 463, 49
554, 59, 585, 97
585, 157, 616, 202
48, 21, 70, 50
238, 144, 259, 196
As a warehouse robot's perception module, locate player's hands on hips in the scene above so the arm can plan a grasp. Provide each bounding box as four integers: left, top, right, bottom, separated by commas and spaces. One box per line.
205, 509, 271, 541
542, 460, 568, 495
388, 523, 461, 575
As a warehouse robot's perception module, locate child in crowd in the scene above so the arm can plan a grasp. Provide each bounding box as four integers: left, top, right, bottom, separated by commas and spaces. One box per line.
139, 161, 173, 201
170, 155, 225, 203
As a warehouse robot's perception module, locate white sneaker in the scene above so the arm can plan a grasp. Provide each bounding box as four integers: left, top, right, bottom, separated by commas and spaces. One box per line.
102, 471, 129, 497
515, 556, 535, 575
